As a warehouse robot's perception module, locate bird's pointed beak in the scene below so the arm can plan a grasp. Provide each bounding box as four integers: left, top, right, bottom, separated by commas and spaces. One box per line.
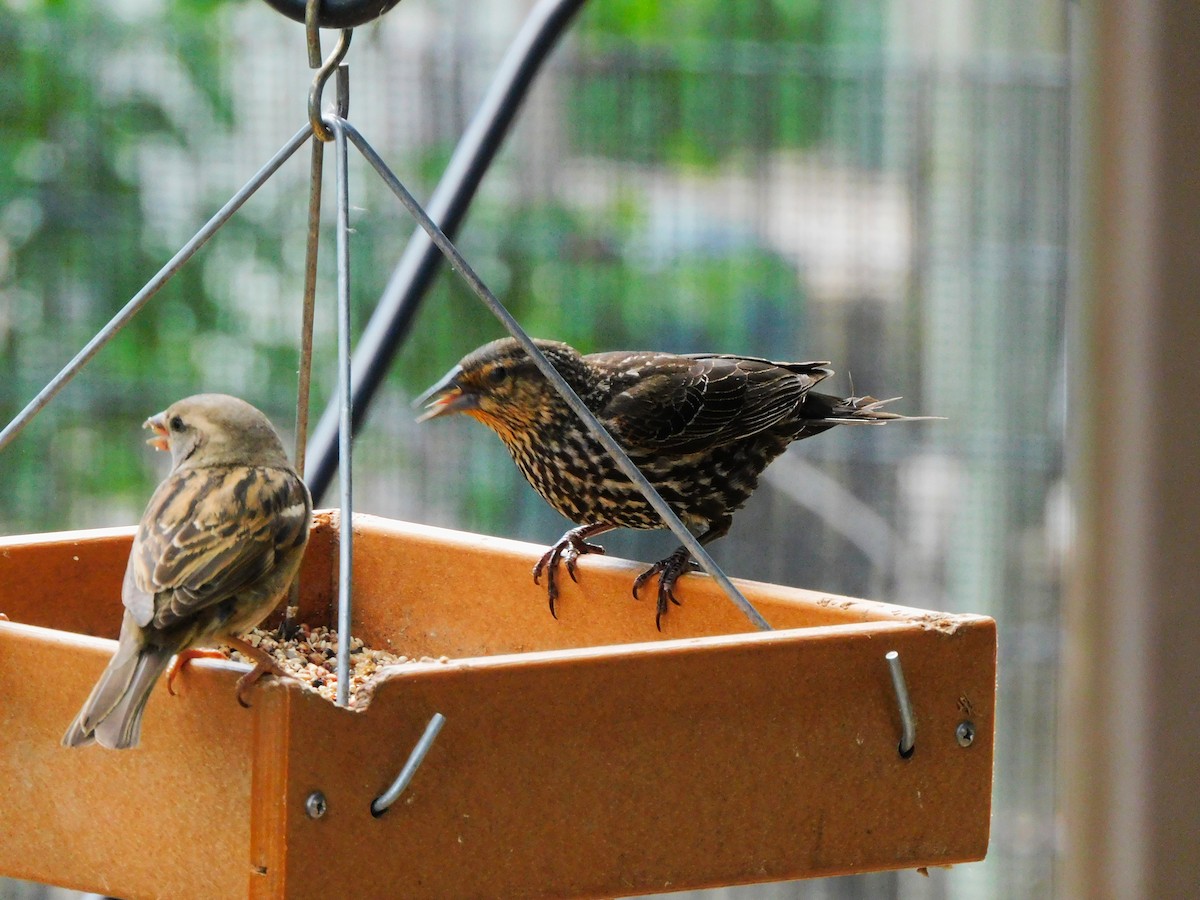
144, 412, 169, 451
414, 365, 478, 422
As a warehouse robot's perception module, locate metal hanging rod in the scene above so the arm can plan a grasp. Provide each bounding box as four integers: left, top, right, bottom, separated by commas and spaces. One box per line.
293, 0, 767, 632
304, 0, 591, 502
330, 113, 356, 706
333, 120, 771, 633
0, 125, 313, 455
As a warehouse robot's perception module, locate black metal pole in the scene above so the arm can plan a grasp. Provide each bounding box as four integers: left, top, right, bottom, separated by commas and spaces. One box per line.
305, 0, 589, 503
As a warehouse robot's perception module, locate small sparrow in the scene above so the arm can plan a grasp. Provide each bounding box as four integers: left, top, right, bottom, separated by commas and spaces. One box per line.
62, 394, 311, 750
417, 338, 937, 627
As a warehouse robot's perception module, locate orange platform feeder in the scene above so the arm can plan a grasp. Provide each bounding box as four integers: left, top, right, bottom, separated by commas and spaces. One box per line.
0, 512, 995, 899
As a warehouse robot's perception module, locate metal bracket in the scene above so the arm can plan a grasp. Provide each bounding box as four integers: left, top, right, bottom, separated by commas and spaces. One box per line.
371, 713, 447, 817
886, 650, 917, 757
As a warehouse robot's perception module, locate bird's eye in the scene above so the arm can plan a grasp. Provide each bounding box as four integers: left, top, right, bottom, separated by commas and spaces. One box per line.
488, 364, 508, 384
169, 415, 185, 432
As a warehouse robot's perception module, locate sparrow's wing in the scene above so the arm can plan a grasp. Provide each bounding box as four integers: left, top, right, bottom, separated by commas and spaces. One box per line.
122, 466, 310, 630
596, 352, 832, 453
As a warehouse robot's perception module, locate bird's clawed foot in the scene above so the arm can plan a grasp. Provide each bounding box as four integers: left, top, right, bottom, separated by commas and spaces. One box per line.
633, 547, 699, 630
533, 524, 610, 618
233, 661, 285, 709
224, 635, 291, 708
166, 648, 229, 696
166, 641, 291, 707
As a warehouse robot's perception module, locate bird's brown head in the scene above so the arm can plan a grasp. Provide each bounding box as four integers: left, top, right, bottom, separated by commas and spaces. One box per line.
145, 394, 292, 472
415, 338, 587, 441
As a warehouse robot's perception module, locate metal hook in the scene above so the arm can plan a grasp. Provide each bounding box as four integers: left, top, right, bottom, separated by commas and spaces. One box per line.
309, 28, 353, 142
371, 713, 447, 817
885, 650, 916, 757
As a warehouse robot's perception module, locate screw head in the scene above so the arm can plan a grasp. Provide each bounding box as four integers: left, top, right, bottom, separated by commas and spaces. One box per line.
956, 721, 976, 748
305, 790, 328, 819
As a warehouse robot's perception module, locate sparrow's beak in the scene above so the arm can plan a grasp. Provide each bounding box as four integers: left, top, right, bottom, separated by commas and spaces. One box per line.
144, 412, 169, 451
414, 366, 479, 422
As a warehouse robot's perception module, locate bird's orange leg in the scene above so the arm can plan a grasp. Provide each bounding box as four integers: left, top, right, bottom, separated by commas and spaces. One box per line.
166, 648, 229, 696
224, 635, 291, 709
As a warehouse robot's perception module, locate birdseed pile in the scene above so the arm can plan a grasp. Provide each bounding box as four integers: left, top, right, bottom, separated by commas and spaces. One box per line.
224, 623, 450, 707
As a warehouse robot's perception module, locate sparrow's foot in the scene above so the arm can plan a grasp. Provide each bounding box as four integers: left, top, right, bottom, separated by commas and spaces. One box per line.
165, 648, 229, 696
224, 635, 291, 708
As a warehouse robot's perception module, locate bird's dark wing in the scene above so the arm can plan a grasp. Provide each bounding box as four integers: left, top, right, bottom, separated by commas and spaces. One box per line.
595, 352, 833, 452
122, 466, 310, 631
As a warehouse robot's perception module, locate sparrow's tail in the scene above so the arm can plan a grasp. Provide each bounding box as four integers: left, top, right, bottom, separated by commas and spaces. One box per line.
62, 637, 173, 751
793, 391, 942, 439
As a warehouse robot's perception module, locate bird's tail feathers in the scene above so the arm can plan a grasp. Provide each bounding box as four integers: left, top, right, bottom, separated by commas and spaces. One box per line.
62, 642, 173, 750
803, 392, 944, 426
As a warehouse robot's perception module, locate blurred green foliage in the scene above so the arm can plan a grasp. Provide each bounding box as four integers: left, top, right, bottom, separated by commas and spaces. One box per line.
0, 0, 820, 535
571, 0, 829, 166
583, 0, 826, 40
432, 199, 804, 355
0, 1, 240, 531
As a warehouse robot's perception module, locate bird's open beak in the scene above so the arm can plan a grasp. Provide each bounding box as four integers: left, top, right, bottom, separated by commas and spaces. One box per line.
144, 412, 169, 451
414, 366, 478, 422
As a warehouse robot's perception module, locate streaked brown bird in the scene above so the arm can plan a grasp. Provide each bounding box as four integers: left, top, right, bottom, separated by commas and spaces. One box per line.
62, 394, 311, 750
417, 338, 935, 628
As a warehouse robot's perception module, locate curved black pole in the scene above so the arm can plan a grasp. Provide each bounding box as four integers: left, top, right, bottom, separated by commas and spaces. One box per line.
306, 0, 589, 503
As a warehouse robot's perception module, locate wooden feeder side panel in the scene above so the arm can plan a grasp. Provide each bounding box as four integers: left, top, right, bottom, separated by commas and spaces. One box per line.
0, 622, 257, 899
0, 526, 138, 639
270, 620, 996, 899
0, 523, 337, 641
344, 514, 958, 660
249, 683, 296, 899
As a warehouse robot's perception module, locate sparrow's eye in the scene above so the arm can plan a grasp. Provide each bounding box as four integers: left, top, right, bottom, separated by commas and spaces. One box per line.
169, 415, 185, 432
487, 364, 508, 385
